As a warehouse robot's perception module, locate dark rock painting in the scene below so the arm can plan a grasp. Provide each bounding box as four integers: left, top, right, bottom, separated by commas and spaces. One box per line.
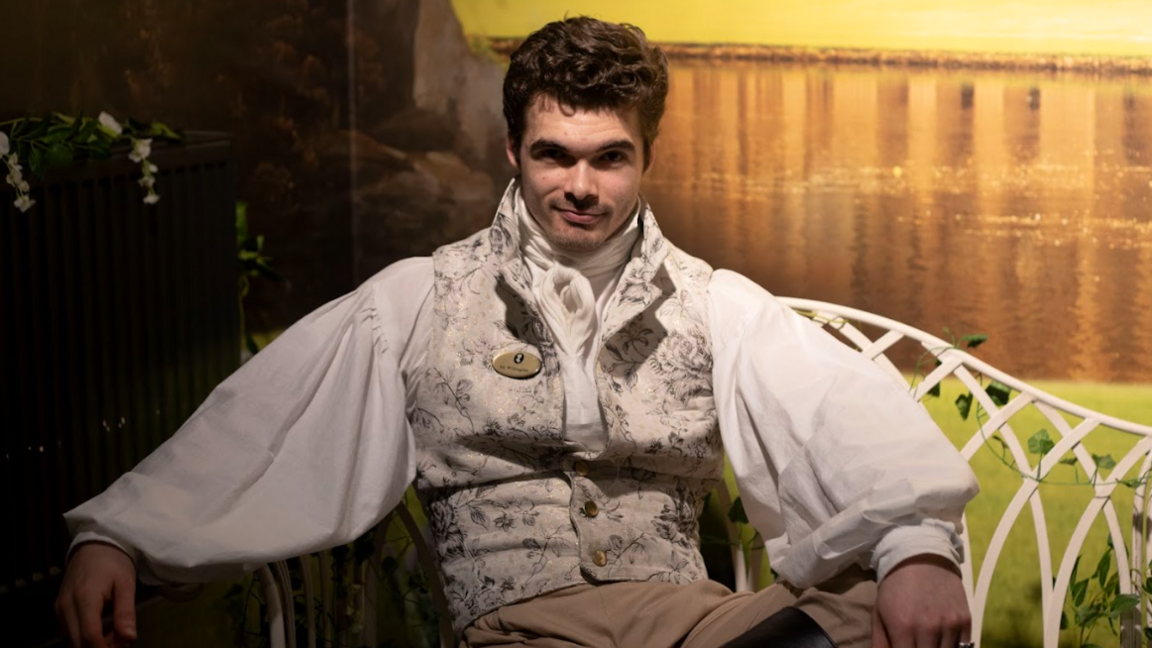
1, 0, 509, 331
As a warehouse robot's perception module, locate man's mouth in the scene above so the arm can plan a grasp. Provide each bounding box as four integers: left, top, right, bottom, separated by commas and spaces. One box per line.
556, 207, 603, 225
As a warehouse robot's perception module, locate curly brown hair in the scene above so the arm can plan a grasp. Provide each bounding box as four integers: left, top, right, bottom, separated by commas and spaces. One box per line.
503, 17, 669, 168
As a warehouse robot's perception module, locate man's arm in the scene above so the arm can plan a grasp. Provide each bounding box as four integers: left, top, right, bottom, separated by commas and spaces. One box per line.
708, 269, 979, 644
56, 258, 434, 646
56, 543, 137, 648
873, 555, 972, 648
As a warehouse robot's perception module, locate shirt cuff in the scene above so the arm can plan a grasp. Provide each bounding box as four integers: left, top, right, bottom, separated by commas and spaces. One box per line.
871, 519, 964, 583
68, 530, 140, 569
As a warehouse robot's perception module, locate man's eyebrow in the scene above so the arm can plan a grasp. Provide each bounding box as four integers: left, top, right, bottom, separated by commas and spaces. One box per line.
595, 139, 636, 153
528, 139, 637, 154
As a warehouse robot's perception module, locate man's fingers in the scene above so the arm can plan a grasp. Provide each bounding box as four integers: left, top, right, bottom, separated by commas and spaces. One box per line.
112, 573, 138, 641
77, 586, 111, 648
56, 595, 83, 648
938, 627, 960, 648
872, 604, 892, 648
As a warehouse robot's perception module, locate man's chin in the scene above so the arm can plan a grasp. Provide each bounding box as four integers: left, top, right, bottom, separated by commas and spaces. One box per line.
550, 229, 607, 253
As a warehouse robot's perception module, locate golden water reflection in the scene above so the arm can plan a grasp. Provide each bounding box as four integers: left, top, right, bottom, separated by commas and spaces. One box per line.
646, 62, 1152, 382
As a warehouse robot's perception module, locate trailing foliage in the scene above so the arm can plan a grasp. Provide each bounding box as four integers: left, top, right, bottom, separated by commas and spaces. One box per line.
0, 111, 182, 211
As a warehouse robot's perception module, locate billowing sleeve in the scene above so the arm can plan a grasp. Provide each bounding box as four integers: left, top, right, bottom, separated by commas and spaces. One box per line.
64, 258, 434, 585
708, 269, 979, 587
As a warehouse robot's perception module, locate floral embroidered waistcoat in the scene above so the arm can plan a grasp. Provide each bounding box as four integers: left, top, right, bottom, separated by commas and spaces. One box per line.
411, 186, 723, 632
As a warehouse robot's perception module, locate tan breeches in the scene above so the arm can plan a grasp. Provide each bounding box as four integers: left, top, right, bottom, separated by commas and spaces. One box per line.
462, 567, 876, 648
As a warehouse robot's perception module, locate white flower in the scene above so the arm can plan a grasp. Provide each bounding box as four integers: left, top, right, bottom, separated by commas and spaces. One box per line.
0, 132, 8, 157
6, 168, 23, 186
138, 175, 155, 189
98, 112, 123, 136
17, 180, 29, 192
14, 195, 35, 212
146, 162, 158, 173
128, 138, 152, 163
143, 193, 160, 205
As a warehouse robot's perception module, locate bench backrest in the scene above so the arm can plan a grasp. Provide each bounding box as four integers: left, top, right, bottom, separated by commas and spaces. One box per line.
778, 297, 1152, 648
261, 298, 1152, 648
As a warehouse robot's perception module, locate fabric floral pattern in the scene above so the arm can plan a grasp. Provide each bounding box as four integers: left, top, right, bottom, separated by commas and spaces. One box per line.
410, 181, 723, 633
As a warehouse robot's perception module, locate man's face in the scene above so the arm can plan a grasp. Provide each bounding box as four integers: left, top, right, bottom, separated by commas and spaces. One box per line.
507, 95, 647, 253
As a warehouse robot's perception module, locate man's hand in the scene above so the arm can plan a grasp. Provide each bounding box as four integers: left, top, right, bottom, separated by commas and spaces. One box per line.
872, 554, 972, 648
55, 542, 138, 648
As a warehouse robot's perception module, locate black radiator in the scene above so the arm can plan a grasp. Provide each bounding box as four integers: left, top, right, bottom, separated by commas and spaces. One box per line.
0, 132, 238, 644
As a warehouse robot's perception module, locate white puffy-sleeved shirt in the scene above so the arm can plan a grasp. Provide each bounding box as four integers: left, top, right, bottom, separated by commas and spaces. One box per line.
65, 255, 978, 589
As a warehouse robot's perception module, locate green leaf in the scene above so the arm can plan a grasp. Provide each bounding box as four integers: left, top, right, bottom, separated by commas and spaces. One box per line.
962, 333, 988, 349
1092, 454, 1117, 470
1027, 429, 1054, 457
1120, 477, 1145, 488
28, 146, 47, 178
148, 121, 184, 141
1072, 578, 1088, 606
1058, 456, 1078, 466
64, 113, 84, 140
1070, 555, 1081, 585
127, 117, 150, 134
926, 381, 941, 398
28, 118, 50, 139
955, 392, 973, 420
1074, 605, 1100, 627
45, 142, 73, 168
1105, 571, 1119, 596
699, 533, 734, 547
88, 138, 112, 160
986, 381, 1011, 406
727, 496, 749, 525
76, 119, 98, 143
1145, 626, 1152, 640
44, 123, 73, 143
235, 201, 250, 243
1144, 575, 1152, 596
1060, 610, 1068, 630
1095, 551, 1111, 587
1110, 593, 1139, 615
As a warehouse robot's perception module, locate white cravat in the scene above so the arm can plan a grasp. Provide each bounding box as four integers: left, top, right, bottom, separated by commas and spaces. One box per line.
515, 188, 640, 359
515, 187, 640, 452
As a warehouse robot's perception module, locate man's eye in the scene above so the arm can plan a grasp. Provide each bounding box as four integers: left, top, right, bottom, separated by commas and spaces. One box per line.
603, 151, 624, 162
541, 149, 564, 160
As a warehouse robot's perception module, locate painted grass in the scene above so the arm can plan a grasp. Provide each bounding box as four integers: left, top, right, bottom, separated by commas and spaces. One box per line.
712, 379, 1152, 647
922, 379, 1152, 647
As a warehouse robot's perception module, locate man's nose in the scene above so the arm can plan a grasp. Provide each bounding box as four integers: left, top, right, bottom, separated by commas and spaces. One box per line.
564, 163, 597, 208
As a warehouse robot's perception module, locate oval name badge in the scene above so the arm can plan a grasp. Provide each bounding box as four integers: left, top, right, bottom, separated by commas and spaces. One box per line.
492, 350, 542, 379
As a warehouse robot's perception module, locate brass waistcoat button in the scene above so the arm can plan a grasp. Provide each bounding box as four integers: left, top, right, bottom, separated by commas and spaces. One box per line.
583, 501, 599, 517
574, 460, 590, 477
593, 550, 608, 567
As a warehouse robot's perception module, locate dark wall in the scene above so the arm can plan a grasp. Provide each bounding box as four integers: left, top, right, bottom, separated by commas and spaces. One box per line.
1, 0, 509, 330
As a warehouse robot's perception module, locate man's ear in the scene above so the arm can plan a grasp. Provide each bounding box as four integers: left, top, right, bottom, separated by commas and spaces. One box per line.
505, 136, 520, 171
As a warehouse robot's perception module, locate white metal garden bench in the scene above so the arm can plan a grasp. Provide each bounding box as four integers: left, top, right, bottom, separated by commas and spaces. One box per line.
258, 297, 1152, 648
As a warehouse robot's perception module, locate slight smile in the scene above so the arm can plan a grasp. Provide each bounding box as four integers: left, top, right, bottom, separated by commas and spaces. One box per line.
556, 207, 603, 225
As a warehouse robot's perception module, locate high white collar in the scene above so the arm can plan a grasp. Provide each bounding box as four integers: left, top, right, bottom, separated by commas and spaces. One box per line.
512, 182, 641, 357
514, 183, 641, 282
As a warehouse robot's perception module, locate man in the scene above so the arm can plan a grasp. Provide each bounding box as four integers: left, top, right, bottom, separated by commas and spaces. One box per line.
57, 17, 978, 648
